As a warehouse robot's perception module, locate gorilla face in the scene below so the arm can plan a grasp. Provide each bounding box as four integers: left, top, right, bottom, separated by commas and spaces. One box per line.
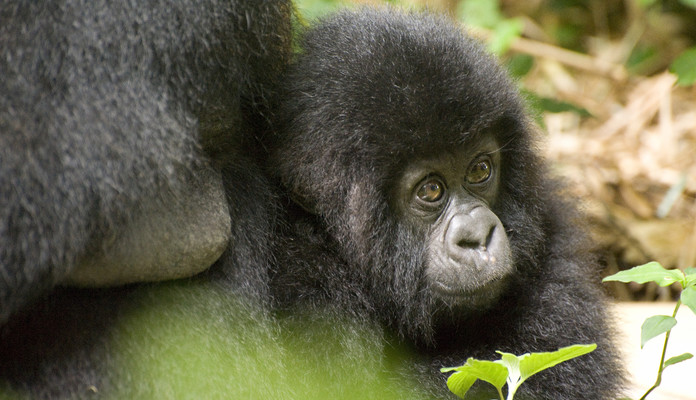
393, 135, 513, 312
271, 8, 546, 341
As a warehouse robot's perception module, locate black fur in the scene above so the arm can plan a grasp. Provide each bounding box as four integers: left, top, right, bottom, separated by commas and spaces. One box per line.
1, 4, 622, 399
0, 1, 292, 397
0, 0, 292, 321
269, 8, 623, 399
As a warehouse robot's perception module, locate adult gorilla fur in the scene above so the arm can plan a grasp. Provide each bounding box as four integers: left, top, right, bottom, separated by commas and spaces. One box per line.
0, 0, 291, 321
0, 0, 293, 396
269, 8, 623, 399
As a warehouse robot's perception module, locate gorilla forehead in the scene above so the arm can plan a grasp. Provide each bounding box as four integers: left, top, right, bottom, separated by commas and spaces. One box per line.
275, 8, 539, 227
290, 8, 525, 156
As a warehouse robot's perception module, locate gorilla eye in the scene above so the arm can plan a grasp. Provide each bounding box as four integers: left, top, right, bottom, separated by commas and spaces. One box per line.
416, 179, 444, 203
466, 158, 492, 184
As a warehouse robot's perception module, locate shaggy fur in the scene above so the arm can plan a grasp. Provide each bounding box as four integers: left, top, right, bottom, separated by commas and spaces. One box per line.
0, 0, 291, 321
0, 0, 292, 396
268, 8, 623, 399
0, 4, 622, 399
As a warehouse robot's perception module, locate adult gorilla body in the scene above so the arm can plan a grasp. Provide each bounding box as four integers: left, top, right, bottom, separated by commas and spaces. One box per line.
269, 8, 622, 399
0, 0, 292, 397
0, 0, 291, 319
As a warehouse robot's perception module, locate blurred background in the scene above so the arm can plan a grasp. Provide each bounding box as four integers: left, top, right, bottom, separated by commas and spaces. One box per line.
295, 0, 696, 302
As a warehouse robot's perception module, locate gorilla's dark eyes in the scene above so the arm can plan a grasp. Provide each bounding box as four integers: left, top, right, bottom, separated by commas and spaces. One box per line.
416, 179, 445, 203
466, 158, 492, 184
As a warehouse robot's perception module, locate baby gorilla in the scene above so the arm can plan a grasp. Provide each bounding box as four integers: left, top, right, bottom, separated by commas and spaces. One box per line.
269, 7, 622, 399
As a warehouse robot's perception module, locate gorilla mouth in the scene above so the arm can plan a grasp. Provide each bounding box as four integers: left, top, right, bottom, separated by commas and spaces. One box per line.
430, 275, 508, 308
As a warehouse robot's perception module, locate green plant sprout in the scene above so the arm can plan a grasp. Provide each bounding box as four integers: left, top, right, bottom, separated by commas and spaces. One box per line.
603, 261, 696, 400
440, 344, 596, 400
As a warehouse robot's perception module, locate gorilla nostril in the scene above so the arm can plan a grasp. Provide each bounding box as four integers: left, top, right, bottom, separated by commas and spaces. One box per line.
456, 238, 481, 249
446, 210, 499, 259
485, 224, 495, 249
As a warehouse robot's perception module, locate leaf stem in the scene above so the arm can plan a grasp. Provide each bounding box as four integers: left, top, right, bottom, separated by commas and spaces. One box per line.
639, 300, 681, 400
506, 384, 518, 400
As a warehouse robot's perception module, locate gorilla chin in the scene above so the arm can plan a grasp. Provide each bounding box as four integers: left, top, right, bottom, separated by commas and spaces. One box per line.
429, 270, 512, 312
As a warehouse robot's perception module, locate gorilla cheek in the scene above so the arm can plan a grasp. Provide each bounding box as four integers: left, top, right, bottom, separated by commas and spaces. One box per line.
426, 206, 514, 309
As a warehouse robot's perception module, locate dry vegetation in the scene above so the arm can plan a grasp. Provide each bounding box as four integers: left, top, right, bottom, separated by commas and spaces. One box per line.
505, 25, 696, 301
540, 67, 696, 300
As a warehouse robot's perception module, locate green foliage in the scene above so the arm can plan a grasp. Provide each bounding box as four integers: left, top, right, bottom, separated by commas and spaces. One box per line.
626, 44, 659, 74
640, 315, 677, 349
663, 353, 693, 370
487, 19, 524, 56
441, 344, 596, 400
505, 54, 534, 79
6, 280, 428, 400
603, 261, 696, 399
670, 47, 696, 86
682, 286, 696, 314
455, 0, 522, 56
536, 97, 591, 117
521, 90, 591, 128
638, 0, 696, 11
456, 0, 501, 28
638, 0, 658, 6
603, 261, 687, 287
294, 0, 347, 19
442, 359, 508, 399
678, 0, 696, 9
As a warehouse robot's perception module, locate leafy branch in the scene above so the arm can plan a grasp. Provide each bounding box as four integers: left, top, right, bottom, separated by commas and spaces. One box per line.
603, 262, 696, 399
441, 344, 596, 400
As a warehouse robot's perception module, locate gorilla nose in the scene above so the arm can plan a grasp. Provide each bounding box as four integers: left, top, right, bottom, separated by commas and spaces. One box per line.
445, 207, 497, 259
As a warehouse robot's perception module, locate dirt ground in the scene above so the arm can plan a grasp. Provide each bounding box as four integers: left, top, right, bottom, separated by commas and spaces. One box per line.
615, 302, 696, 400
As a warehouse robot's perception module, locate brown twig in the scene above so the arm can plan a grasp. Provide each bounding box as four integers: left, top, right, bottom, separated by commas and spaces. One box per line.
469, 27, 628, 81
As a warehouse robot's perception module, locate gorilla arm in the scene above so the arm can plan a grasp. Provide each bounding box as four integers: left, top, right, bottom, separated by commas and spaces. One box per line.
0, 0, 292, 320
65, 167, 230, 286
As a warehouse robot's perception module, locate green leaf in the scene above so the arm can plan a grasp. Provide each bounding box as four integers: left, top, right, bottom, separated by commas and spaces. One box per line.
456, 0, 503, 28
641, 315, 677, 348
295, 0, 347, 19
506, 54, 534, 78
537, 97, 591, 117
496, 351, 521, 382
445, 371, 478, 399
627, 44, 658, 74
663, 353, 693, 371
685, 267, 696, 287
678, 0, 696, 10
488, 18, 523, 55
517, 344, 597, 381
467, 359, 509, 389
442, 358, 508, 398
603, 262, 685, 288
670, 47, 696, 86
497, 351, 522, 399
681, 286, 696, 315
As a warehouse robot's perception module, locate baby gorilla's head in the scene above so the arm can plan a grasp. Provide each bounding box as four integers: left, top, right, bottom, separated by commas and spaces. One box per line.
271, 7, 545, 342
